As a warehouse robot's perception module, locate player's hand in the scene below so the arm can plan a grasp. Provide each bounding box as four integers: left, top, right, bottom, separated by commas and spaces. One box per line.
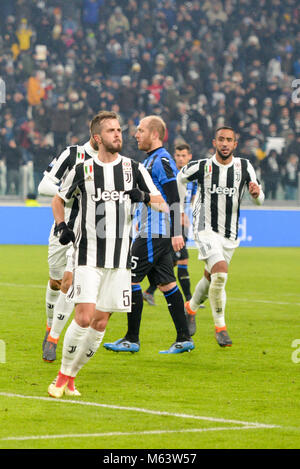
124, 188, 150, 204
249, 182, 260, 198
55, 222, 75, 245
171, 235, 185, 252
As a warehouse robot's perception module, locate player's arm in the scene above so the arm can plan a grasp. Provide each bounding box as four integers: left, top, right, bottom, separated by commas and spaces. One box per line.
177, 161, 200, 214
246, 161, 265, 205
38, 147, 71, 196
51, 166, 80, 245
125, 163, 168, 212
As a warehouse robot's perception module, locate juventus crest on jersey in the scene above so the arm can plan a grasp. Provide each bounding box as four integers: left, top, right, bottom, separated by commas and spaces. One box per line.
58, 154, 159, 269
177, 154, 264, 241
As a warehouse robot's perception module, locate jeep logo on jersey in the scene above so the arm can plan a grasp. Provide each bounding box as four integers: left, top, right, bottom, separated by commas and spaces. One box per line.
208, 184, 237, 196
91, 189, 129, 202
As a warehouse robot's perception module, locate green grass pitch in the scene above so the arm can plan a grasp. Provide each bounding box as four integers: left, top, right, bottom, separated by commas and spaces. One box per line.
0, 245, 299, 449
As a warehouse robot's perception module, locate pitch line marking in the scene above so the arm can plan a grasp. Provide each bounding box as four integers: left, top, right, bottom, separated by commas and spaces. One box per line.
231, 297, 300, 306
0, 392, 280, 430
0, 426, 275, 442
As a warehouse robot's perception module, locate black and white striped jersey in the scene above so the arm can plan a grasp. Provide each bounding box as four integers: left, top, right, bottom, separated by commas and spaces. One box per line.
45, 141, 98, 229
177, 154, 264, 241
58, 154, 160, 269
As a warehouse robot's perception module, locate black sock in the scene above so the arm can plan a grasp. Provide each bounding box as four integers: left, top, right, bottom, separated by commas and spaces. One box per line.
163, 286, 190, 342
125, 285, 143, 343
177, 265, 192, 301
146, 283, 157, 295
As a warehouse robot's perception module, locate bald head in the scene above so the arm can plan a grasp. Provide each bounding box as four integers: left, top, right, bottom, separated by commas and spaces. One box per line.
135, 115, 166, 152
140, 115, 166, 142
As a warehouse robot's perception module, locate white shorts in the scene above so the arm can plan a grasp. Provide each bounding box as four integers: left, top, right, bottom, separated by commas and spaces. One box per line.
48, 225, 74, 280
195, 230, 239, 273
70, 266, 131, 313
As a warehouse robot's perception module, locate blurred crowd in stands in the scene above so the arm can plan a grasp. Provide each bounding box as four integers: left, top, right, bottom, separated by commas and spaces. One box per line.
0, 0, 300, 200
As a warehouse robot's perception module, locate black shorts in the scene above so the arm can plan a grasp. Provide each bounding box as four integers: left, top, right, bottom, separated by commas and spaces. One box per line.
131, 236, 176, 286
172, 245, 189, 264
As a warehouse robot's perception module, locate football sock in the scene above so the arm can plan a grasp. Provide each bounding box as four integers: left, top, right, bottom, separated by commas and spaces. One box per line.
56, 371, 70, 387
208, 272, 227, 328
45, 281, 60, 328
146, 284, 156, 295
50, 292, 74, 340
163, 285, 191, 342
70, 327, 105, 378
125, 285, 143, 343
190, 276, 210, 311
177, 265, 192, 301
60, 319, 88, 376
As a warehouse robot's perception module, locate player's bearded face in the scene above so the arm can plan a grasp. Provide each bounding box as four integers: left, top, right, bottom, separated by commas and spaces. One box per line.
217, 146, 234, 160
214, 131, 237, 160
102, 136, 122, 153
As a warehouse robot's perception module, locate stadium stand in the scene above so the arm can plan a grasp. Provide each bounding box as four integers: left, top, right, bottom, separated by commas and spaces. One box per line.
0, 0, 299, 200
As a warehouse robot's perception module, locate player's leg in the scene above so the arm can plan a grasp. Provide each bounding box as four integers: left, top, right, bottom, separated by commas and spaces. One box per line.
103, 237, 149, 352
176, 254, 192, 302
67, 307, 109, 393
48, 266, 99, 397
208, 260, 232, 346
66, 263, 132, 380
44, 231, 67, 351
44, 249, 75, 361
155, 243, 194, 353
143, 283, 157, 306
43, 271, 74, 362
48, 303, 93, 398
44, 278, 61, 339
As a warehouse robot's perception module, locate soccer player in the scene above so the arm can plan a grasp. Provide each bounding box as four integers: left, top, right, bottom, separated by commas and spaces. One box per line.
39, 137, 99, 362
48, 111, 165, 398
143, 143, 202, 307
177, 126, 264, 346
103, 116, 195, 354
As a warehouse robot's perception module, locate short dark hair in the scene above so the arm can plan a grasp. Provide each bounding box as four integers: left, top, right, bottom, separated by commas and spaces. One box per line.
90, 111, 119, 137
175, 143, 191, 152
215, 126, 236, 139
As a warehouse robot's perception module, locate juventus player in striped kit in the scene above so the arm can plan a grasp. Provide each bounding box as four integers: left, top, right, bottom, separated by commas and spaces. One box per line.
48, 111, 165, 398
177, 127, 264, 346
39, 139, 98, 362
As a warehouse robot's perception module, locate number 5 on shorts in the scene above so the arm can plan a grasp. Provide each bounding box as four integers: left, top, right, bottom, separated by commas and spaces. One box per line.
123, 290, 130, 307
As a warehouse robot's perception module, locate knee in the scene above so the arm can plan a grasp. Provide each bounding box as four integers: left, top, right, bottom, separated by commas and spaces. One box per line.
90, 312, 110, 332
210, 272, 227, 289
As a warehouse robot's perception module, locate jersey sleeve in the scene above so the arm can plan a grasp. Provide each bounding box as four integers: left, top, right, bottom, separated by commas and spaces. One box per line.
44, 147, 72, 184
153, 155, 178, 186
57, 165, 81, 203
137, 163, 161, 195
177, 161, 201, 212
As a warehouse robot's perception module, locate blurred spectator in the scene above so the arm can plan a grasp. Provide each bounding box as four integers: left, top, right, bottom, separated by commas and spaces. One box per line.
50, 97, 71, 155
4, 139, 23, 195
82, 0, 105, 29
31, 134, 54, 194
16, 18, 34, 52
282, 154, 299, 200
27, 70, 45, 107
260, 150, 281, 200
107, 7, 130, 38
